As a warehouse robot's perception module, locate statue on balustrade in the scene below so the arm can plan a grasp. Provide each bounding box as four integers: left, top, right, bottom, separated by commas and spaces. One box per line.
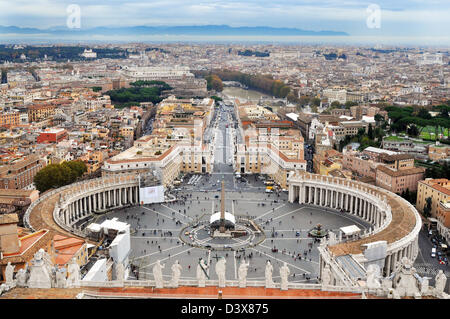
15, 264, 28, 288
265, 260, 274, 288
115, 262, 125, 282
321, 264, 332, 286
215, 257, 226, 288
28, 249, 52, 289
153, 260, 165, 288
435, 270, 447, 294
170, 260, 182, 288
67, 257, 81, 288
5, 262, 15, 285
280, 262, 290, 290
366, 264, 381, 289
238, 259, 250, 288
55, 267, 67, 288
197, 258, 208, 287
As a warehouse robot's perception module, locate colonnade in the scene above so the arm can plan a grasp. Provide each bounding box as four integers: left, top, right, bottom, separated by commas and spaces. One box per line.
60, 185, 140, 226
289, 184, 384, 228
288, 173, 421, 278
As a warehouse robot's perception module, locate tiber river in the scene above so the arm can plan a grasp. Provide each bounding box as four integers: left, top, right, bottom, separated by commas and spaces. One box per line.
222, 87, 271, 101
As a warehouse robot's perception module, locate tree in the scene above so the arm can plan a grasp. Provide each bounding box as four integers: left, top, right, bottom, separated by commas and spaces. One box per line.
423, 197, 432, 218
33, 161, 87, 193
418, 108, 431, 119
406, 124, 419, 137
330, 101, 341, 109
311, 98, 321, 107
368, 123, 374, 140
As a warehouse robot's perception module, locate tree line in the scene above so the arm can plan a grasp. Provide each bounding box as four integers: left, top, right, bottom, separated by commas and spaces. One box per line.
194, 69, 293, 99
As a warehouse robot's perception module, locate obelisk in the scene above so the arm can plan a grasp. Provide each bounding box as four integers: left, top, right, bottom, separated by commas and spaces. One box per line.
219, 180, 225, 233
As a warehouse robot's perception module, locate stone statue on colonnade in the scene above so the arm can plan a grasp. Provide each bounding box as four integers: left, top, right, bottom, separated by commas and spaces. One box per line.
153, 260, 165, 288
279, 262, 290, 290
238, 259, 250, 288
197, 258, 208, 287
170, 260, 182, 288
215, 257, 226, 288
265, 260, 274, 288
67, 257, 81, 288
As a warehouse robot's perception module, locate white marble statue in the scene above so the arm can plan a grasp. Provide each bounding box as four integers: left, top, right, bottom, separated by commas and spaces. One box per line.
28, 249, 52, 288
15, 265, 28, 288
215, 257, 226, 288
197, 258, 208, 287
67, 257, 81, 288
153, 260, 165, 288
238, 259, 250, 288
170, 260, 182, 288
321, 264, 332, 286
366, 264, 381, 289
328, 231, 337, 245
392, 257, 419, 297
265, 260, 274, 288
55, 268, 67, 288
5, 262, 15, 285
420, 276, 431, 295
435, 270, 447, 294
115, 262, 125, 282
280, 262, 290, 290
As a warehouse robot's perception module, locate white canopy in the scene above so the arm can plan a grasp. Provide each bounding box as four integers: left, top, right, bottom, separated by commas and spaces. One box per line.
210, 212, 236, 224
340, 225, 361, 236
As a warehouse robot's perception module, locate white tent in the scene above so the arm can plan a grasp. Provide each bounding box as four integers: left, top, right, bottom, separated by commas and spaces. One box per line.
340, 225, 361, 236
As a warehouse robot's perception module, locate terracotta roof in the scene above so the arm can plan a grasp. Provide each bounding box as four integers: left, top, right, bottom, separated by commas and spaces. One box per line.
376, 165, 425, 177
0, 229, 52, 265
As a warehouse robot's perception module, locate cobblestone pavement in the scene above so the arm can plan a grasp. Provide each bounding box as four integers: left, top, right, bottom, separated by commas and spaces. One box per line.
92, 183, 371, 284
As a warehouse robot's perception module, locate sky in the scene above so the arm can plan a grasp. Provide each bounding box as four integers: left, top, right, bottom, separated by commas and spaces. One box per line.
0, 0, 449, 37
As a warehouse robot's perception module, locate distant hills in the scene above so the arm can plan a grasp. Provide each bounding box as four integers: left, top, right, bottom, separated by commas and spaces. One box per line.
0, 25, 349, 37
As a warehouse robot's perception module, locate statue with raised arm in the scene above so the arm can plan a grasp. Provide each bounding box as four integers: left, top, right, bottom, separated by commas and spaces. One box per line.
197, 258, 208, 287
5, 262, 15, 285
280, 262, 290, 290
238, 259, 250, 288
170, 260, 183, 288
265, 260, 274, 288
153, 260, 165, 288
434, 270, 447, 294
215, 257, 226, 288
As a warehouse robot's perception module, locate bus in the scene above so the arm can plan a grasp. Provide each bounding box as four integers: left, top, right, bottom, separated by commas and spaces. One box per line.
264, 181, 275, 186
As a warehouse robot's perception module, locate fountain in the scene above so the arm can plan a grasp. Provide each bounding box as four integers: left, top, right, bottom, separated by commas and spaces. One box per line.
309, 223, 328, 238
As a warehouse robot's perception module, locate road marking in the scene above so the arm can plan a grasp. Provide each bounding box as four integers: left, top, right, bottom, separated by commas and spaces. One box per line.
271, 207, 306, 221
132, 244, 185, 261
255, 204, 287, 220
250, 247, 312, 274
140, 246, 196, 269
258, 243, 320, 265
161, 204, 194, 221
141, 206, 188, 225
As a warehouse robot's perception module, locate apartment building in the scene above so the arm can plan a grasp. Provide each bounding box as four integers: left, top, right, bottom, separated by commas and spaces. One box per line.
0, 155, 47, 190
417, 179, 450, 218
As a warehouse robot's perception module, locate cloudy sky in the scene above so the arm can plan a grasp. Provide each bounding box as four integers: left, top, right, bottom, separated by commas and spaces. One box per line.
0, 0, 449, 37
